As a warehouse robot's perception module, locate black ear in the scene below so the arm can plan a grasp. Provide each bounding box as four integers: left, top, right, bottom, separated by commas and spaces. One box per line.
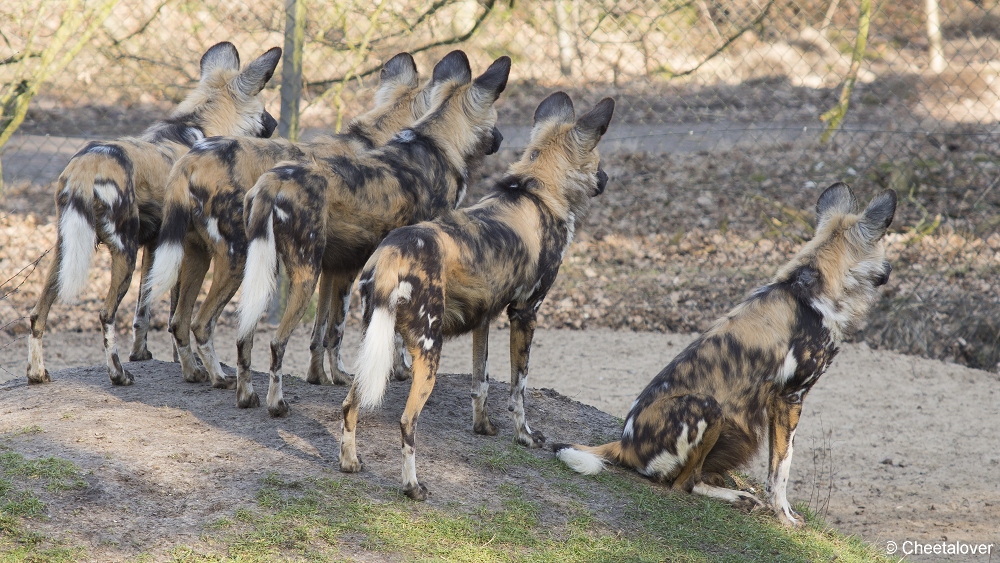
235, 46, 282, 97
380, 52, 419, 87
573, 97, 615, 151
472, 56, 511, 102
533, 92, 575, 125
816, 182, 857, 223
791, 265, 820, 295
856, 189, 897, 242
200, 42, 241, 80
431, 50, 472, 85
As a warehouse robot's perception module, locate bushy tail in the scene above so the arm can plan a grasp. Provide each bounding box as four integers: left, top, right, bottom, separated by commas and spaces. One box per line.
143, 164, 194, 306
353, 254, 408, 411
235, 175, 281, 339
553, 441, 624, 475
55, 176, 97, 303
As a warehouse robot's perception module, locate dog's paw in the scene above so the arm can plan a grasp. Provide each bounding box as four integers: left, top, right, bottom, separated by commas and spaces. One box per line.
732, 492, 766, 514
774, 505, 806, 528
403, 482, 429, 501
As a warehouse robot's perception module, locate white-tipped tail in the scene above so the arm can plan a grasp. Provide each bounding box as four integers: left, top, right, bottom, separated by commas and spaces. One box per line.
556, 447, 607, 475
143, 242, 183, 306
57, 206, 97, 302
354, 306, 398, 411
236, 216, 277, 339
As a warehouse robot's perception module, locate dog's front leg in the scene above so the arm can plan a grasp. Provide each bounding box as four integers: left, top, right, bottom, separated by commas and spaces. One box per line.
507, 306, 545, 447
471, 322, 496, 435
766, 395, 805, 527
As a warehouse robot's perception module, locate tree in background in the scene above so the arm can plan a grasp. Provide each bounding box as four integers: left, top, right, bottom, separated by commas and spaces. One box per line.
0, 0, 116, 197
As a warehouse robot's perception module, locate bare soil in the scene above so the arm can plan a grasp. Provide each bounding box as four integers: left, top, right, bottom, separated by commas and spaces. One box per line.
1, 324, 998, 561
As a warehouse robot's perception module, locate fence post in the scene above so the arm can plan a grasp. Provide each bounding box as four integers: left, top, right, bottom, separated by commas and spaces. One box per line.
267, 0, 306, 325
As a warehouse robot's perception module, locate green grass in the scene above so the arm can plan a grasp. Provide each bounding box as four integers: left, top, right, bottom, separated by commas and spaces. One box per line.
0, 451, 87, 562
165, 443, 892, 563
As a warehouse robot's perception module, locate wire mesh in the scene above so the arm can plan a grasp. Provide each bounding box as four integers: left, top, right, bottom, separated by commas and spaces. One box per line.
1, 0, 998, 373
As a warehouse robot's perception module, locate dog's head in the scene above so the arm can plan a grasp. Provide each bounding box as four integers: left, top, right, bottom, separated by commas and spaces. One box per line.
775, 183, 897, 336
409, 50, 510, 170
348, 52, 426, 146
506, 92, 615, 219
175, 42, 282, 140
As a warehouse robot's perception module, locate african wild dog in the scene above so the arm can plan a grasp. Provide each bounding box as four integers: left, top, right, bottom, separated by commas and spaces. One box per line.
234, 50, 509, 417
340, 93, 615, 500
554, 183, 896, 526
26, 42, 282, 387
140, 52, 431, 390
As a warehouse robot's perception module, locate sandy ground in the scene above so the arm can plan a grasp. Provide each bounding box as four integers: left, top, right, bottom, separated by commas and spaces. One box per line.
2, 324, 998, 561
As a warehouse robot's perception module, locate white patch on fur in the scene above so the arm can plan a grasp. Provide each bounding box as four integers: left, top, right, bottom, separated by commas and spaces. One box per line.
27, 335, 45, 376
393, 129, 416, 143
768, 429, 797, 519
810, 296, 849, 341
418, 336, 435, 351
274, 206, 289, 222
237, 217, 278, 339
57, 206, 97, 302
392, 281, 413, 303
560, 212, 576, 261
205, 217, 223, 243
455, 180, 467, 208
93, 181, 119, 205
415, 238, 425, 249
642, 420, 708, 479
103, 323, 117, 366
86, 145, 118, 156
622, 417, 635, 439
401, 443, 418, 488
102, 218, 125, 251
355, 306, 397, 411
556, 447, 606, 475
692, 483, 760, 504
774, 348, 797, 385
144, 242, 183, 305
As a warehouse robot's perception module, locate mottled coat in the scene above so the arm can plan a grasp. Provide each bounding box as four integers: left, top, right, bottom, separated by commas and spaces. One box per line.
340, 93, 615, 500
141, 53, 430, 389
554, 183, 897, 527
27, 42, 281, 387
234, 50, 510, 416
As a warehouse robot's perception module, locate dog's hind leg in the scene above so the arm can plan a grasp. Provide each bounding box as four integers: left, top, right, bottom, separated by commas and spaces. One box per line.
507, 306, 545, 447
169, 243, 211, 383
191, 251, 241, 389
766, 395, 805, 527
129, 245, 155, 362
101, 246, 138, 386
27, 248, 63, 384
399, 340, 443, 501
471, 322, 496, 435
266, 271, 320, 417
306, 269, 335, 385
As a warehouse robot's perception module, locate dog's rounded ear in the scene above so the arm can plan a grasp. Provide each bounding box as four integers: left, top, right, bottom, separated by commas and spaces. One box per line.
200, 42, 241, 80
573, 98, 615, 152
431, 50, 473, 85
816, 182, 857, 223
235, 47, 282, 97
473, 56, 511, 102
791, 265, 820, 295
855, 189, 897, 243
533, 92, 575, 126
380, 52, 419, 88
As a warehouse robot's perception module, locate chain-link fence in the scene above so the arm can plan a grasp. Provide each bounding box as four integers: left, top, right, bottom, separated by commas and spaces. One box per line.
2, 0, 999, 374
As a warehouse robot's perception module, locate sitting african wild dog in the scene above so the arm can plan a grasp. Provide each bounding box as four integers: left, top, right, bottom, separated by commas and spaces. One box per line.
27, 42, 282, 387
340, 93, 615, 500
235, 50, 510, 417
140, 53, 432, 390
554, 183, 896, 526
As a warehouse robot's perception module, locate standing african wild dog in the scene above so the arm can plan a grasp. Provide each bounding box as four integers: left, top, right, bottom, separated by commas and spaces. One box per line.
235, 50, 509, 417
554, 183, 897, 526
27, 42, 282, 386
141, 52, 432, 390
340, 92, 615, 500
